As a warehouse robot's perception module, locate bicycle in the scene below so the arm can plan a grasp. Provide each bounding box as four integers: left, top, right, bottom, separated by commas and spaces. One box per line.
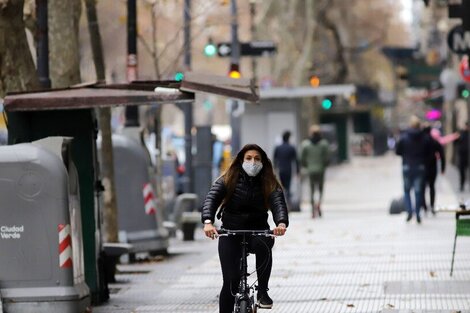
217, 228, 275, 313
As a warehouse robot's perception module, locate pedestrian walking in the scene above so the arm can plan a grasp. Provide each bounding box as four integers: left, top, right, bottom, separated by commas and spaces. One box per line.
201, 143, 289, 313
421, 124, 446, 215
395, 116, 434, 224
273, 130, 299, 207
300, 125, 329, 218
456, 122, 469, 192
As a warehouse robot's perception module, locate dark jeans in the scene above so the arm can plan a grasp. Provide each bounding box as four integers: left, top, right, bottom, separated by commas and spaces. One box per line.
402, 164, 425, 218
218, 235, 274, 313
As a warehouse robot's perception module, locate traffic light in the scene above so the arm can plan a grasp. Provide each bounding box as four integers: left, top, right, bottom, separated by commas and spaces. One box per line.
228, 63, 241, 79
174, 71, 184, 81
463, 89, 470, 98
204, 38, 217, 57
321, 97, 333, 110
458, 83, 470, 99
309, 75, 320, 87
203, 99, 214, 111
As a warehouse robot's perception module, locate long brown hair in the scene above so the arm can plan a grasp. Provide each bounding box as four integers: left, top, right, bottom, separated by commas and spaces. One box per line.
221, 144, 281, 208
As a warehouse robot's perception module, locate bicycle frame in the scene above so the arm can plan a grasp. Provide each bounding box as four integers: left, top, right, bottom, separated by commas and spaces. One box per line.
218, 229, 273, 313
237, 231, 252, 313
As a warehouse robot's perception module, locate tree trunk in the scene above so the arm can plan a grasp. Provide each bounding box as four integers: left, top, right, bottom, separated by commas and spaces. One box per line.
48, 0, 81, 87
291, 0, 315, 86
0, 0, 38, 98
318, 10, 348, 84
84, 0, 119, 243
98, 107, 118, 243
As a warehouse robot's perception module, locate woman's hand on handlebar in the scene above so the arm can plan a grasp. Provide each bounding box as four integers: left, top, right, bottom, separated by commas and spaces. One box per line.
273, 223, 287, 236
203, 223, 218, 240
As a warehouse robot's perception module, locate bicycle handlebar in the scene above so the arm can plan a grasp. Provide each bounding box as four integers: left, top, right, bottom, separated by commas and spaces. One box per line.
217, 228, 274, 237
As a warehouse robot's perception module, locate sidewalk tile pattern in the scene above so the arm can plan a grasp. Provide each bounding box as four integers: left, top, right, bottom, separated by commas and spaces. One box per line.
93, 155, 470, 313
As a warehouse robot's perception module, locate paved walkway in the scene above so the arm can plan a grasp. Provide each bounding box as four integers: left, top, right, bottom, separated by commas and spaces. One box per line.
93, 153, 470, 313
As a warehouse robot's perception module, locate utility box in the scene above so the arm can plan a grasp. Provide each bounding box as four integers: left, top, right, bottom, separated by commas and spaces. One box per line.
97, 133, 169, 259
0, 137, 90, 313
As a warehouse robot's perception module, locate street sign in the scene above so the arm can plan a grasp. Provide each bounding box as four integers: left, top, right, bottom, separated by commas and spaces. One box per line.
217, 41, 277, 57
217, 43, 232, 57
241, 41, 277, 56
447, 25, 470, 54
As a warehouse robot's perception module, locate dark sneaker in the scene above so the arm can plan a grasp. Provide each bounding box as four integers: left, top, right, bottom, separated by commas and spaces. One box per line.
257, 291, 273, 309
406, 214, 412, 222
417, 216, 421, 224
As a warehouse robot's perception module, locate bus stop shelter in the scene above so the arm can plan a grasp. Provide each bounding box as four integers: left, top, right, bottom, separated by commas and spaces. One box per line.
240, 84, 356, 162
3, 73, 258, 304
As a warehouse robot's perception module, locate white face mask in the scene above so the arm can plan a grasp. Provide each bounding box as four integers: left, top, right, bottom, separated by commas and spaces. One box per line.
242, 161, 263, 177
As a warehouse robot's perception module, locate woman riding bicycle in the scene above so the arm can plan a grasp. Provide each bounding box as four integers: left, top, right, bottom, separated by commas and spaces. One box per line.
201, 144, 289, 313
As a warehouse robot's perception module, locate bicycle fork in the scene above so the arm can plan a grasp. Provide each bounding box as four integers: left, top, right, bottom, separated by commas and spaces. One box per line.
233, 235, 257, 313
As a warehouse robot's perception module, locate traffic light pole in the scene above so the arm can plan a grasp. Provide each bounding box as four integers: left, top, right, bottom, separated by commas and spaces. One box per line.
183, 0, 191, 71
250, 0, 257, 85
125, 0, 139, 127
230, 0, 240, 66
230, 0, 241, 154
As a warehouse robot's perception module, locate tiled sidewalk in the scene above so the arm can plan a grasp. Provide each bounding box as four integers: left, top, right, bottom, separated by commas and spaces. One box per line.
93, 154, 470, 313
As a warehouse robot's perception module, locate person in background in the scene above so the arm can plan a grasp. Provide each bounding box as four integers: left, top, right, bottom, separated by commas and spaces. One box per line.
212, 134, 224, 181
166, 150, 184, 195
421, 124, 445, 215
273, 130, 299, 206
456, 122, 470, 192
395, 116, 433, 224
430, 127, 460, 146
300, 125, 329, 218
201, 144, 289, 313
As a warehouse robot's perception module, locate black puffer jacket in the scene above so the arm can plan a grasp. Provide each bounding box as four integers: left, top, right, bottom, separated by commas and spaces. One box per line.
201, 171, 289, 230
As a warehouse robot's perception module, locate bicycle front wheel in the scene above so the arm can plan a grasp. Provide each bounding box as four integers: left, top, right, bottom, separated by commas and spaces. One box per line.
238, 299, 249, 313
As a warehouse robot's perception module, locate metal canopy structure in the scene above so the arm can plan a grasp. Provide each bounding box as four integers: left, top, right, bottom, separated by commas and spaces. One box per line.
180, 72, 259, 102
4, 87, 192, 111
259, 84, 356, 99
4, 72, 259, 111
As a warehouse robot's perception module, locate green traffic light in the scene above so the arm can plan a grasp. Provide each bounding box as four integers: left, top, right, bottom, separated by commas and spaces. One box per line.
203, 99, 213, 111
174, 72, 184, 81
321, 99, 332, 110
462, 89, 470, 98
204, 44, 217, 57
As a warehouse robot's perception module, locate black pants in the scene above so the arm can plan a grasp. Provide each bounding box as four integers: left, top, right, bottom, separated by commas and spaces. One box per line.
459, 153, 468, 191
423, 163, 437, 210
218, 235, 274, 313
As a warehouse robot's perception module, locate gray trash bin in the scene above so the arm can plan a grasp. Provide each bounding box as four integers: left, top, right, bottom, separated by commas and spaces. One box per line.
0, 137, 90, 313
97, 133, 169, 259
